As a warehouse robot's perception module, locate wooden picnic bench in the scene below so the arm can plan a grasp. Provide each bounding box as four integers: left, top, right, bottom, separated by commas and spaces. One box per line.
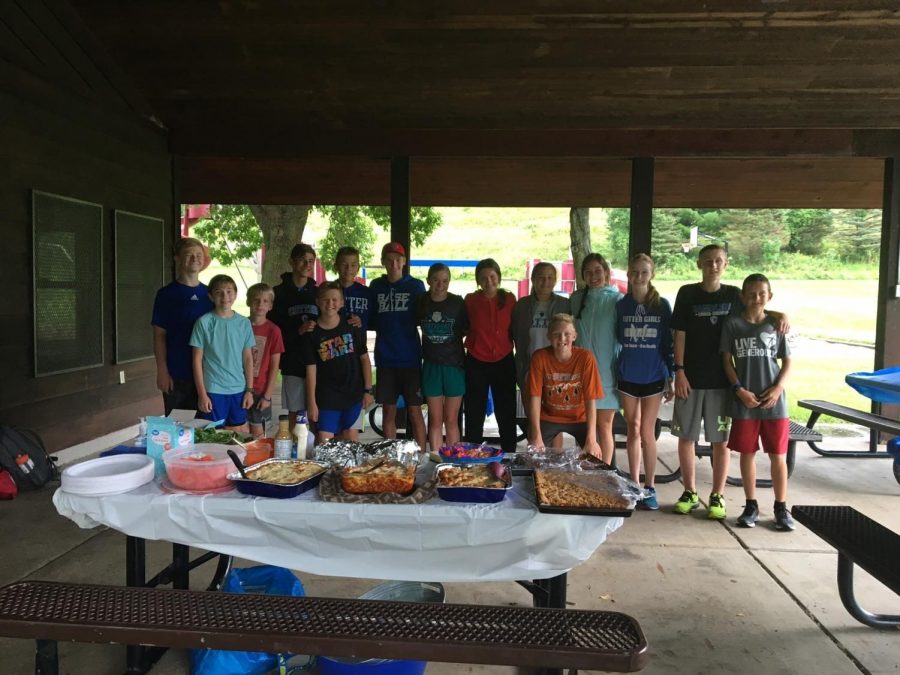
799, 399, 900, 457
791, 505, 900, 629
0, 580, 650, 675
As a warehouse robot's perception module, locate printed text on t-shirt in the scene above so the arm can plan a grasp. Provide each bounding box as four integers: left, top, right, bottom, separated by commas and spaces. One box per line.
318, 333, 356, 361
377, 291, 410, 313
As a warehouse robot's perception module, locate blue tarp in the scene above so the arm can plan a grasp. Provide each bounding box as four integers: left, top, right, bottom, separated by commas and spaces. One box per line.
845, 366, 900, 404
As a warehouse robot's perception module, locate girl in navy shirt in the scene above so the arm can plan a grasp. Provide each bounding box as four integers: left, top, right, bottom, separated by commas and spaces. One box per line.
615, 253, 674, 509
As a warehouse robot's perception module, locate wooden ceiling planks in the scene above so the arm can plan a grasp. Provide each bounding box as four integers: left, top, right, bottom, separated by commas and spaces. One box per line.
62, 1, 900, 204
179, 156, 883, 209
67, 2, 900, 131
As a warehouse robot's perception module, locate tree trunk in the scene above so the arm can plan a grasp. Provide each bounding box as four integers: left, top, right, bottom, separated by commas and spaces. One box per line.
249, 205, 311, 287
569, 207, 591, 291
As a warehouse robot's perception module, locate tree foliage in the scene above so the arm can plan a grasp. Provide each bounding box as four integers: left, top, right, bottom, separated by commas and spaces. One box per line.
784, 209, 833, 255
191, 205, 264, 267
191, 204, 443, 282
604, 206, 881, 273
605, 208, 630, 265
830, 209, 881, 262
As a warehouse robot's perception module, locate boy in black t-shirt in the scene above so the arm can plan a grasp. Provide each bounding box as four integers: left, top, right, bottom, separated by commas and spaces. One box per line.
671, 245, 787, 520
670, 245, 743, 520
302, 282, 374, 443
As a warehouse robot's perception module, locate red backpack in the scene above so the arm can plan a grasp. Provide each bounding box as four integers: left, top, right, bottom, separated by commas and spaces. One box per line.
0, 469, 17, 499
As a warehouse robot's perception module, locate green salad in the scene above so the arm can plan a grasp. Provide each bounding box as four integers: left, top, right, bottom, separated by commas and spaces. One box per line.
192, 428, 251, 445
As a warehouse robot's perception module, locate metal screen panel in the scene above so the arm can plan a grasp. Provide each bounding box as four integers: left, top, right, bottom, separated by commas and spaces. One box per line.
32, 191, 103, 376
114, 210, 164, 362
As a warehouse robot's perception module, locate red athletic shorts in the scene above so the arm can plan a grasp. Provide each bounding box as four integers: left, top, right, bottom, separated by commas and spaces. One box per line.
727, 418, 789, 455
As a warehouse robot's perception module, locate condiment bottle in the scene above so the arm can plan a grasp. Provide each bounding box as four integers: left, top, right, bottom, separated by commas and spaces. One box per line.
16, 454, 34, 474
274, 415, 292, 459
293, 412, 308, 460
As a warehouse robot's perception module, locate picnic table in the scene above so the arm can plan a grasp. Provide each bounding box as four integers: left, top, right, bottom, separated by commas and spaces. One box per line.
53, 462, 630, 673
797, 367, 900, 484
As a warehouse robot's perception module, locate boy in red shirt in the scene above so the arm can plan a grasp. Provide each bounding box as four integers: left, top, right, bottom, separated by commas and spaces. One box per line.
527, 313, 604, 457
246, 283, 285, 438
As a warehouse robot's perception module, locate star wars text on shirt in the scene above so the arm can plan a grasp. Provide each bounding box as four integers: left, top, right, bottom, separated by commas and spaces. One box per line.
317, 332, 356, 361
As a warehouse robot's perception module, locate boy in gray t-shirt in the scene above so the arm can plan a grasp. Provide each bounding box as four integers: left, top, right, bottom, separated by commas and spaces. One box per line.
721, 274, 794, 531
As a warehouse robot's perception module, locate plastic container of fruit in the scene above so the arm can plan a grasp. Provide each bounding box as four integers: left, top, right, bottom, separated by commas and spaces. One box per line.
438, 442, 503, 464
162, 444, 245, 492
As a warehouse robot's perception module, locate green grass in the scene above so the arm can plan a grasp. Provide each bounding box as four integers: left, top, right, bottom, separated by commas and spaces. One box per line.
653, 279, 877, 346
781, 339, 874, 422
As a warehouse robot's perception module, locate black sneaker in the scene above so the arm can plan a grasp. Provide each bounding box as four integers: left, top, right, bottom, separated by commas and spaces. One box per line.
737, 503, 759, 528
774, 507, 795, 531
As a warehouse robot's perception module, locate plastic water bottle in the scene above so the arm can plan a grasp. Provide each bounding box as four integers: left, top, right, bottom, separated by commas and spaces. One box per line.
136, 417, 147, 447
293, 412, 309, 460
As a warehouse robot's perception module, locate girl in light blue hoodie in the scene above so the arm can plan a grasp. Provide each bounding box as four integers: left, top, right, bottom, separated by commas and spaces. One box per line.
570, 253, 623, 463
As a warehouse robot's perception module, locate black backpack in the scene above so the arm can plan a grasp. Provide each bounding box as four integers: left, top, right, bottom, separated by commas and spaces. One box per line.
0, 426, 59, 490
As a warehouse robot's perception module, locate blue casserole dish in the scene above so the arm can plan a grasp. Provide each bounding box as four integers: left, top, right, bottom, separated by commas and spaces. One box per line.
226, 459, 329, 498
434, 462, 512, 503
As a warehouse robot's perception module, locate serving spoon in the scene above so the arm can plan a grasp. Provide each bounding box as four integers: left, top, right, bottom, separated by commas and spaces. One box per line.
226, 449, 249, 479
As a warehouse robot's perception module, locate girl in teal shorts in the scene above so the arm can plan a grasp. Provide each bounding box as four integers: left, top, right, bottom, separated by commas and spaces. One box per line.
417, 263, 469, 453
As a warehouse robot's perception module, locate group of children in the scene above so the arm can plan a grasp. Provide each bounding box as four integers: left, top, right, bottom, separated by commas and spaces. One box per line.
152, 238, 794, 531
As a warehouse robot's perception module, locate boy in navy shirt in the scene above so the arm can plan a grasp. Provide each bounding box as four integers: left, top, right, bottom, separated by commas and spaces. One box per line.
334, 246, 374, 330
369, 242, 426, 450
268, 243, 318, 433
151, 237, 213, 414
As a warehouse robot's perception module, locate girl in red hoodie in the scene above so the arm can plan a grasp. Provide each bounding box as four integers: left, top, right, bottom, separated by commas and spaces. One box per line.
463, 258, 519, 452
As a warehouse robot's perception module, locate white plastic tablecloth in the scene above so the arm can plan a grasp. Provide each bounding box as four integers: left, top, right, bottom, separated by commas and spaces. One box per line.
53, 470, 623, 582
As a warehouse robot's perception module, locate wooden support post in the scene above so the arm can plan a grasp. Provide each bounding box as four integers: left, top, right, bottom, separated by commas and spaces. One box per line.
629, 158, 654, 259
876, 158, 900, 427
391, 157, 411, 261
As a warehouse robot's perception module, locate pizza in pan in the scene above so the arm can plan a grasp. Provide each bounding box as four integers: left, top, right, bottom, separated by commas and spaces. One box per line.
340, 460, 416, 494
534, 469, 631, 510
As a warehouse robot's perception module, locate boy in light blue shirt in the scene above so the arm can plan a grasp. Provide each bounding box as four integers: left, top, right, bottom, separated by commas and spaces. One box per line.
190, 274, 256, 432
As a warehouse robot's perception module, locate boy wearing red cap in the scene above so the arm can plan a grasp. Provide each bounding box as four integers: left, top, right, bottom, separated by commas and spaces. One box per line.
369, 242, 427, 450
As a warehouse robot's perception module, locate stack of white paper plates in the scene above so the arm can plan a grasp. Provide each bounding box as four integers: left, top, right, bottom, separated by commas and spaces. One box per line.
61, 455, 155, 496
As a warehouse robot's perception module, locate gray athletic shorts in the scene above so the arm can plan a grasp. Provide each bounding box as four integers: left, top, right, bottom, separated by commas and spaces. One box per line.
540, 420, 588, 448
281, 375, 307, 412
671, 388, 731, 443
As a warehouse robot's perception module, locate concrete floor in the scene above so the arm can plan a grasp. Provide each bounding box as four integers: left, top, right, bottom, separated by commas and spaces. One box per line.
2, 421, 898, 675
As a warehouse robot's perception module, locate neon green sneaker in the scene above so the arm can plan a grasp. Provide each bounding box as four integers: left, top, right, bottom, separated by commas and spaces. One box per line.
673, 490, 699, 514
708, 493, 726, 520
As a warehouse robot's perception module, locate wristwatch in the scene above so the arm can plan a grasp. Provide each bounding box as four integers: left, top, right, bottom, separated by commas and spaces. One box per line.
364, 387, 374, 394
732, 382, 743, 393
673, 364, 684, 372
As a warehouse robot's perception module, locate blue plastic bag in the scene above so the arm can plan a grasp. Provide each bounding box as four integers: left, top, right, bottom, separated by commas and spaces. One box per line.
191, 565, 305, 675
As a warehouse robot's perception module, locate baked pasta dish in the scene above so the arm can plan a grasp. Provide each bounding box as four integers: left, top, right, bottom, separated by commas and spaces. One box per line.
340, 460, 416, 494
246, 461, 325, 485
534, 469, 630, 510
437, 464, 507, 489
